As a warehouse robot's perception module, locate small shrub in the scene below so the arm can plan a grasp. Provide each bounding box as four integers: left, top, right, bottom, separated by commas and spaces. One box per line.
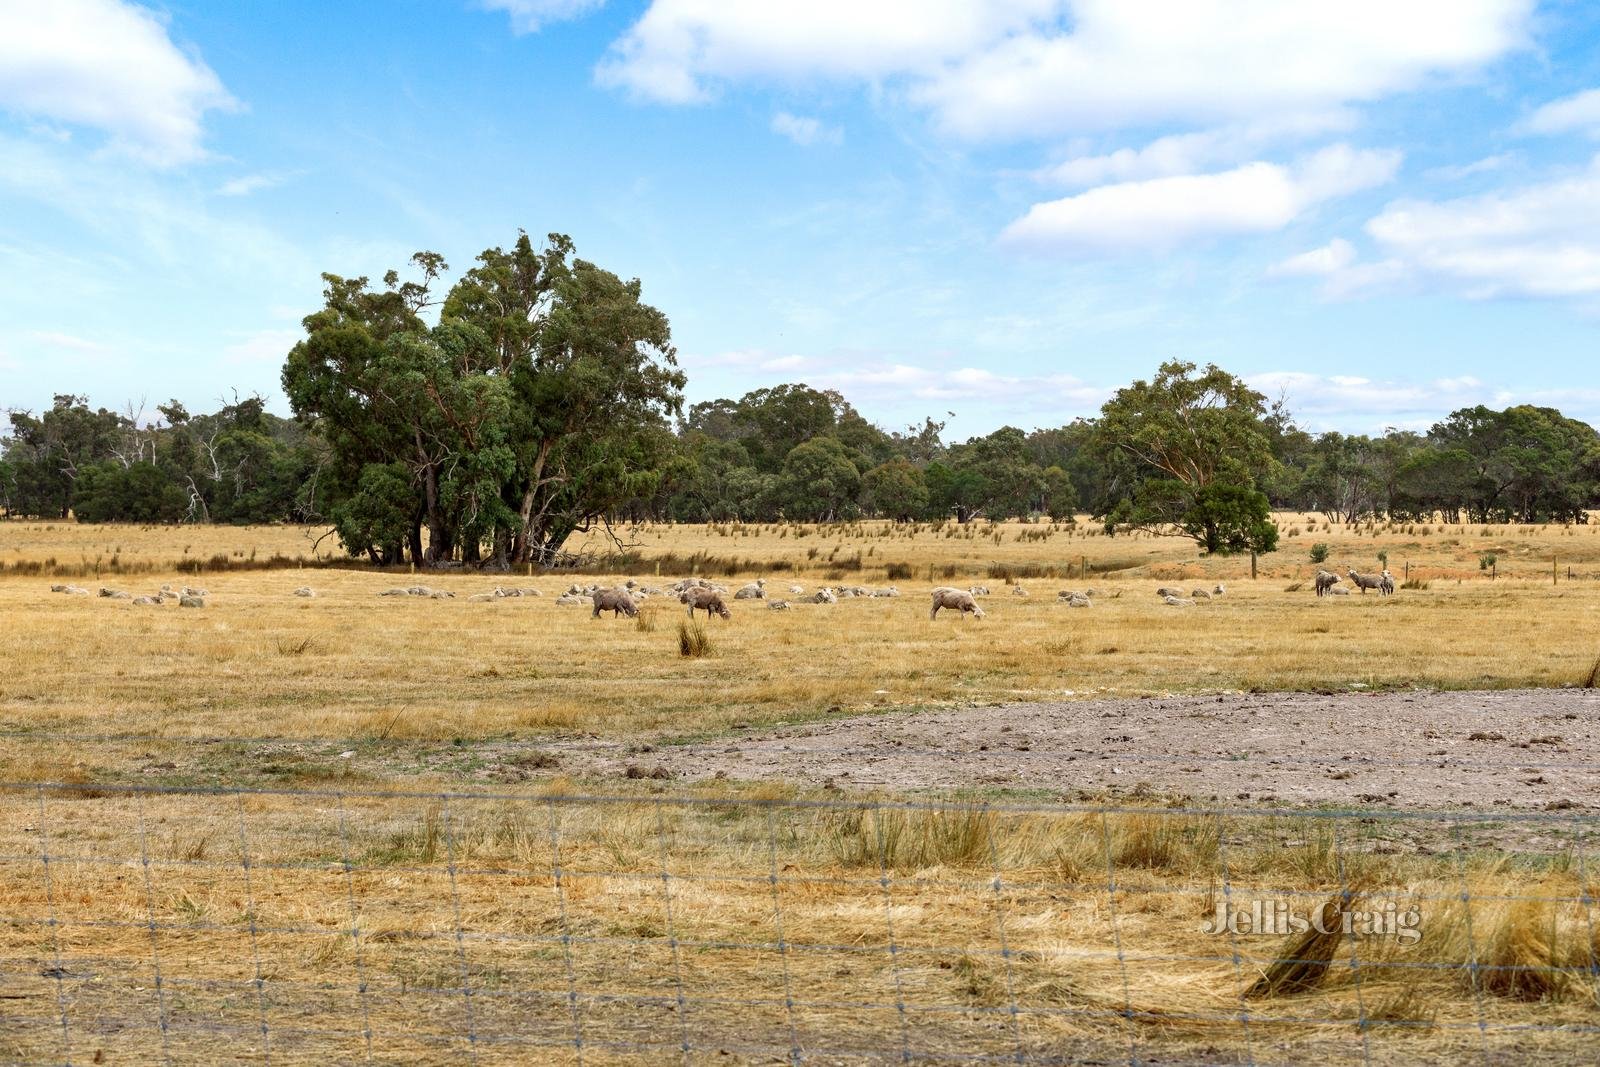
1283, 581, 1305, 592
1402, 578, 1430, 590
885, 562, 913, 581
276, 636, 316, 656
1479, 553, 1498, 571
634, 610, 656, 633
677, 621, 714, 658
1308, 542, 1330, 564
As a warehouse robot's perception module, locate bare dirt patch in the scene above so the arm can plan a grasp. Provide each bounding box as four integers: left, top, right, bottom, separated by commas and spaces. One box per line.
550, 688, 1600, 811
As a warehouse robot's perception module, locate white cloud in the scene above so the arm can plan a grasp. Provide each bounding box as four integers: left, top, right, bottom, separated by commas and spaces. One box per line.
923, 2, 1528, 141
596, 2, 1530, 143
222, 328, 304, 366
596, 0, 1058, 105
28, 330, 109, 353
1001, 144, 1399, 251
0, 0, 235, 166
1521, 87, 1600, 137
481, 0, 606, 34
1269, 238, 1356, 277
770, 111, 841, 147
218, 174, 278, 197
1246, 370, 1499, 431
1425, 153, 1516, 180
1361, 162, 1600, 297
1038, 114, 1352, 187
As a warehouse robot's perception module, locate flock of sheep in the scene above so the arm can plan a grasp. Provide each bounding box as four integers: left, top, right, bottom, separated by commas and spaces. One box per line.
1315, 568, 1397, 597
47, 567, 1397, 619
49, 582, 208, 607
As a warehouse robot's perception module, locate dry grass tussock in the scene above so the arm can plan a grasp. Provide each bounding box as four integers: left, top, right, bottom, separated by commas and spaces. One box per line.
0, 789, 1594, 1063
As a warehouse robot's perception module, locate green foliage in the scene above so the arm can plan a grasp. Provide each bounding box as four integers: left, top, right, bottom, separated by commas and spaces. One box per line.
1308, 542, 1330, 564
862, 458, 928, 522
1092, 361, 1280, 556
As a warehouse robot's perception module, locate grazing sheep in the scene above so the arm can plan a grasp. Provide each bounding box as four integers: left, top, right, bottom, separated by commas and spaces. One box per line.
179, 594, 204, 608
767, 599, 789, 611
1314, 570, 1341, 597
293, 587, 316, 598
1380, 570, 1396, 595
1347, 568, 1389, 596
591, 588, 639, 619
930, 587, 986, 620
681, 586, 732, 619
733, 579, 767, 600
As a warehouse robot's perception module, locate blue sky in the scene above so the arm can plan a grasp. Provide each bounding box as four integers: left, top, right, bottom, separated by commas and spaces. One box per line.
3, 0, 1600, 439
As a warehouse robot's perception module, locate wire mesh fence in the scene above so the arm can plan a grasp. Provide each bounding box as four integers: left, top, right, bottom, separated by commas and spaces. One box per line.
1, 778, 1598, 1065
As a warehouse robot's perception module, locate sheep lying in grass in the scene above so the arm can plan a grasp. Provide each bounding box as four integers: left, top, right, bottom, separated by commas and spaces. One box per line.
554, 593, 587, 606
1347, 568, 1390, 596
179, 594, 204, 608
1314, 570, 1341, 597
1328, 585, 1351, 596
968, 585, 990, 597
99, 587, 130, 599
294, 587, 316, 598
1060, 592, 1092, 608
767, 599, 789, 611
1162, 594, 1194, 606
681, 586, 732, 619
788, 584, 806, 595
592, 588, 639, 618
804, 588, 838, 605
1156, 586, 1182, 599
132, 596, 161, 606
1190, 588, 1212, 600
1213, 583, 1226, 597
930, 587, 986, 620
734, 579, 767, 600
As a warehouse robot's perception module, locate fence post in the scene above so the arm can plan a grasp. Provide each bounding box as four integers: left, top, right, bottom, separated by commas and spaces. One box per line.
1250, 551, 1257, 580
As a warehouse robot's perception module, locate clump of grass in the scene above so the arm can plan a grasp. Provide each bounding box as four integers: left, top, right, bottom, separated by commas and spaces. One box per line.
677, 620, 714, 658
885, 562, 913, 581
1582, 653, 1600, 690
276, 635, 316, 656
635, 610, 656, 633
1402, 577, 1430, 590
1474, 897, 1570, 1001
1283, 581, 1304, 592
1246, 893, 1358, 998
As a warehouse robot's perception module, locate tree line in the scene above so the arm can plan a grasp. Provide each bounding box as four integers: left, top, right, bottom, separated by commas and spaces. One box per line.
4, 231, 1598, 566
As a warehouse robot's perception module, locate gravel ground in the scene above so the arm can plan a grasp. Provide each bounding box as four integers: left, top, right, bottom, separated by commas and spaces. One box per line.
547, 688, 1600, 811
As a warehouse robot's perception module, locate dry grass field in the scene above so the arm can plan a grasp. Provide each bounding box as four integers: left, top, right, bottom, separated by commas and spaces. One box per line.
3, 516, 1599, 1063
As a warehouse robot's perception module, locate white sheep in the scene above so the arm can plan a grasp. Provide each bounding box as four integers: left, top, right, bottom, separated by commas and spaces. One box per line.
930, 587, 986, 619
